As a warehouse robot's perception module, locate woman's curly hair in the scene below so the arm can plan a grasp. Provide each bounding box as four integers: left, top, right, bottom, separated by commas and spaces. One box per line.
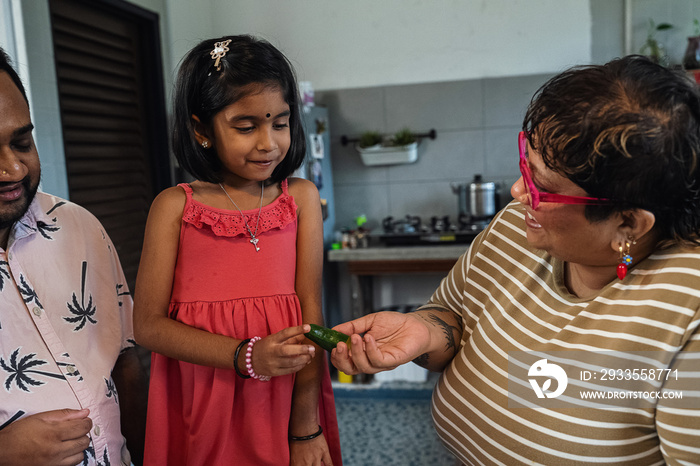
524, 55, 700, 247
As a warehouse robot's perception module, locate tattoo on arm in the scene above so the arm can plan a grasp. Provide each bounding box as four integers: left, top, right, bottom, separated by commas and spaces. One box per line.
415, 309, 460, 353
413, 352, 430, 368
429, 314, 458, 352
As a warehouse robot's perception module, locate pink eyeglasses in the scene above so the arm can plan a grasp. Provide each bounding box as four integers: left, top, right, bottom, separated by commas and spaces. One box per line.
518, 131, 612, 210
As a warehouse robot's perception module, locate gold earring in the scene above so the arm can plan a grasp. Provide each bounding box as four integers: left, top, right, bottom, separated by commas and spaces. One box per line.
1, 170, 7, 175
202, 140, 209, 149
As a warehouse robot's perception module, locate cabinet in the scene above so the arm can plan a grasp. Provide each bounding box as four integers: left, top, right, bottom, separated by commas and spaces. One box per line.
328, 245, 465, 383
328, 245, 465, 321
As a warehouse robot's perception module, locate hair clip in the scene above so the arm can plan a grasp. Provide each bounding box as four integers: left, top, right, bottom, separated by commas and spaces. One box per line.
210, 39, 232, 71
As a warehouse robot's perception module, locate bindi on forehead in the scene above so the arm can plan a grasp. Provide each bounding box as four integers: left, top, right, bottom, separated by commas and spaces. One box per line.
266, 113, 270, 118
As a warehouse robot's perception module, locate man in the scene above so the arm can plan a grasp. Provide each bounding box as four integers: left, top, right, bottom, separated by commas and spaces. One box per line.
0, 48, 147, 465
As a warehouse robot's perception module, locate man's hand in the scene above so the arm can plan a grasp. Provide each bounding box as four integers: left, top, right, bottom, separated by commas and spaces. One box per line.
0, 409, 92, 466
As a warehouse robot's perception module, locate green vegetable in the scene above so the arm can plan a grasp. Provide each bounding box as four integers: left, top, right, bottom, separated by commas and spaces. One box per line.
305, 324, 351, 351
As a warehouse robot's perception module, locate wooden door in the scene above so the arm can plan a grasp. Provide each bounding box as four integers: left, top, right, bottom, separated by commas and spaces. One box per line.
49, 0, 169, 292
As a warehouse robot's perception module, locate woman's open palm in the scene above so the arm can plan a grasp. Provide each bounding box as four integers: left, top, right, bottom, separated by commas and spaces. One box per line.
331, 312, 431, 374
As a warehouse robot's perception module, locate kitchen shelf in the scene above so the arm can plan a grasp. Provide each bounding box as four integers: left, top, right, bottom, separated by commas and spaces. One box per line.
357, 141, 418, 166
340, 129, 437, 167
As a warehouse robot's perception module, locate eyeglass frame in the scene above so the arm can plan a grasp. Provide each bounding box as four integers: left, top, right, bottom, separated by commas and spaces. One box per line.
518, 131, 613, 210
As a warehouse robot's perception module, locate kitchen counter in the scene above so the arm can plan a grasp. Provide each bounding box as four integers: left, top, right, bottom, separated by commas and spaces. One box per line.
327, 244, 468, 320
327, 244, 466, 274
327, 244, 467, 262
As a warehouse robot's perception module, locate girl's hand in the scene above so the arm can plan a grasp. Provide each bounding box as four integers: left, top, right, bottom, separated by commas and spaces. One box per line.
251, 324, 316, 377
331, 311, 431, 375
290, 434, 333, 466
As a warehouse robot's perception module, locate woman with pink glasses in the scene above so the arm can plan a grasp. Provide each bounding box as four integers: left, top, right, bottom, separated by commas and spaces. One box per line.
331, 55, 700, 465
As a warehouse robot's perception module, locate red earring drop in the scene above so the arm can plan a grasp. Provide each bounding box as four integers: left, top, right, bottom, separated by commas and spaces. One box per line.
616, 240, 633, 280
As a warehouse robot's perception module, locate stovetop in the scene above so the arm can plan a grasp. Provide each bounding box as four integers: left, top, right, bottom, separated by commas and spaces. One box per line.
376, 214, 490, 246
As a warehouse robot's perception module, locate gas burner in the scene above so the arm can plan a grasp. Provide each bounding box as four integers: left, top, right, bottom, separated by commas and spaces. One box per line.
378, 214, 491, 246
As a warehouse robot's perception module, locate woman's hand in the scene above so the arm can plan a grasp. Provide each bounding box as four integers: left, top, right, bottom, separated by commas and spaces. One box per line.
289, 434, 333, 466
330, 311, 432, 375
249, 324, 316, 377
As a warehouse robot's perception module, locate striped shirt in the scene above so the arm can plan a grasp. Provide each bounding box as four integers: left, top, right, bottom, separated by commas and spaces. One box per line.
427, 202, 700, 465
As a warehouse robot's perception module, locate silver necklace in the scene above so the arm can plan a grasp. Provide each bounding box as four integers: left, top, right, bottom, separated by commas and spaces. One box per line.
219, 182, 264, 251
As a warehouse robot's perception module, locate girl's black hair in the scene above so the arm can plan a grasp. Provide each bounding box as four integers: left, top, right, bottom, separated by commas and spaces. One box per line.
172, 35, 306, 184
524, 55, 700, 246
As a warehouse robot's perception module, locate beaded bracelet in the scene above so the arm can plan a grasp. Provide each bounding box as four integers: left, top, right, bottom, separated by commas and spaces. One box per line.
289, 425, 323, 441
234, 338, 251, 379
245, 336, 271, 382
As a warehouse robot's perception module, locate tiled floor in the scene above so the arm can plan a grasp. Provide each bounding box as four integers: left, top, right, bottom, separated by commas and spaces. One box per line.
333, 375, 458, 466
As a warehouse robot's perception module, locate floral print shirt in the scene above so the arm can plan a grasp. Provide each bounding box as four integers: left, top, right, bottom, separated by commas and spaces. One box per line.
0, 192, 135, 466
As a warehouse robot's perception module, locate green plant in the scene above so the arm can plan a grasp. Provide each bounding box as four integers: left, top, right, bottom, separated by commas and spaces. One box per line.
640, 19, 673, 65
694, 18, 700, 36
358, 130, 382, 148
391, 127, 416, 146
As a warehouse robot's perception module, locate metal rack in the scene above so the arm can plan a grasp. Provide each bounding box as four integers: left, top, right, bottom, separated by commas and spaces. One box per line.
340, 129, 437, 146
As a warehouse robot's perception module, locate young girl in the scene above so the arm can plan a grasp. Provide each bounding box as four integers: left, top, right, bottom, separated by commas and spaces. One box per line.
133, 35, 341, 466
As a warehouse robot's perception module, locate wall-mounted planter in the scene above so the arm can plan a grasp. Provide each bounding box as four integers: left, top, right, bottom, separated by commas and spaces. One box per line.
357, 142, 418, 166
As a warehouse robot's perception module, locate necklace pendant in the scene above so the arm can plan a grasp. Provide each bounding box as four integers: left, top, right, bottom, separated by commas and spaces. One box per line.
250, 236, 260, 252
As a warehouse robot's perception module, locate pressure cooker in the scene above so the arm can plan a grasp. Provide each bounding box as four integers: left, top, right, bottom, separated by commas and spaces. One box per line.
450, 174, 499, 220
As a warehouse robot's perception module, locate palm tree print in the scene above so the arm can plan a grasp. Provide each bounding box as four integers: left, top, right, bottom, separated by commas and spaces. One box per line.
0, 261, 8, 330
81, 445, 95, 466
18, 220, 36, 233
36, 220, 60, 240
0, 348, 64, 392
98, 448, 111, 466
105, 377, 118, 404
57, 361, 82, 382
17, 275, 42, 309
116, 283, 129, 309
0, 410, 24, 430
46, 201, 66, 216
80, 445, 110, 466
64, 261, 97, 331
58, 353, 83, 381
0, 260, 9, 291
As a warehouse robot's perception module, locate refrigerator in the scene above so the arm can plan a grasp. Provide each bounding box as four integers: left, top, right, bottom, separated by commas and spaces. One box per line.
298, 105, 336, 247
296, 105, 340, 325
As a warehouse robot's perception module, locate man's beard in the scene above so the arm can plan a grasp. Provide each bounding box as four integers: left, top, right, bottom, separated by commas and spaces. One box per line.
0, 177, 39, 230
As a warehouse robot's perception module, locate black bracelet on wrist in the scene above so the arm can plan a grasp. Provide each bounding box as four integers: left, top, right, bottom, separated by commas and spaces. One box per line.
289, 425, 323, 441
234, 338, 251, 379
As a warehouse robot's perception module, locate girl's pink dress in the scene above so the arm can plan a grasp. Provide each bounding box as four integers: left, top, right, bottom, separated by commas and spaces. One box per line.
144, 180, 342, 465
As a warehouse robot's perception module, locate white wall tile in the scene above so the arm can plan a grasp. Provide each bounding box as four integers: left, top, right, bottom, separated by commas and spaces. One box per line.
483, 73, 554, 128
484, 127, 521, 180
330, 140, 390, 186
384, 80, 484, 132
316, 87, 386, 138
388, 180, 462, 221
333, 183, 390, 231
387, 130, 484, 183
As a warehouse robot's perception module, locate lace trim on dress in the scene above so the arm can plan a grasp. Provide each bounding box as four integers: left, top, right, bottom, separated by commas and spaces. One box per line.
181, 184, 297, 237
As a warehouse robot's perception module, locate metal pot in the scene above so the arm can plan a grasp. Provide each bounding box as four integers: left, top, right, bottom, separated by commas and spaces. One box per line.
450, 174, 498, 220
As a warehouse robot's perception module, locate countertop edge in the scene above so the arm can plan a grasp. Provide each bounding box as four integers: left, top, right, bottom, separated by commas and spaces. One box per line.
327, 245, 468, 261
